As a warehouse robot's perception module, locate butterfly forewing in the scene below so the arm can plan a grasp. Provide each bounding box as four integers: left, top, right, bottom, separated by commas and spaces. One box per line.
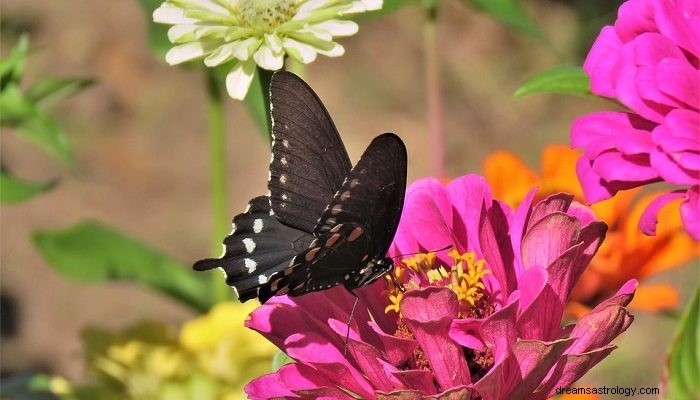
193, 196, 313, 301
268, 72, 352, 233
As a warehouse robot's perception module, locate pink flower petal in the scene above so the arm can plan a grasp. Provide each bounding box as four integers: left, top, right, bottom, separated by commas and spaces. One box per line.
656, 58, 700, 108
680, 185, 700, 240
592, 151, 659, 182
400, 287, 472, 390
390, 370, 438, 395
650, 147, 697, 184
507, 338, 575, 400
614, 0, 656, 42
398, 178, 459, 264
246, 363, 352, 400
447, 174, 493, 256
368, 320, 418, 366
449, 317, 486, 350
567, 303, 635, 355
521, 213, 580, 271
652, 0, 700, 56
526, 193, 574, 232
584, 26, 622, 97
284, 332, 375, 398
479, 201, 517, 299
653, 109, 700, 153
532, 346, 617, 400
638, 190, 686, 235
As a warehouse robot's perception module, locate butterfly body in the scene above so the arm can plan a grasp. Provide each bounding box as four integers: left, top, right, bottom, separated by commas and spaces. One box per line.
194, 72, 407, 303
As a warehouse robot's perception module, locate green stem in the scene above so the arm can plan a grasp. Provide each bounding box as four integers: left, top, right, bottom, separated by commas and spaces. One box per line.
206, 70, 230, 304
257, 67, 275, 142
423, 5, 445, 178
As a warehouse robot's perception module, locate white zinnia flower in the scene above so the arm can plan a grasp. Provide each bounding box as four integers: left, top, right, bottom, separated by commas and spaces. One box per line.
153, 0, 382, 99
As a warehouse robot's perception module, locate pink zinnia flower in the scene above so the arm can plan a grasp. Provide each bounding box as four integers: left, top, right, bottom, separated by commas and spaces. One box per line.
571, 0, 700, 240
244, 175, 636, 399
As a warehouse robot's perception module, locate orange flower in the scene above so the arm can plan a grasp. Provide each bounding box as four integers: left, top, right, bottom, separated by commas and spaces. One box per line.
484, 145, 698, 315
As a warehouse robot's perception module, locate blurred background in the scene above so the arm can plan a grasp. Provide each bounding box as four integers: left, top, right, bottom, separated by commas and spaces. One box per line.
1, 0, 696, 395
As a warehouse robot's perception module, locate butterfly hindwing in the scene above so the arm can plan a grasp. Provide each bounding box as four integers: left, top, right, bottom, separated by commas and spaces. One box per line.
259, 222, 373, 302
268, 71, 352, 233
193, 196, 313, 301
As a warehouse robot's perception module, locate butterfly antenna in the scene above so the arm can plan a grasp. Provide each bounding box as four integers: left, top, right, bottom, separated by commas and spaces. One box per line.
344, 295, 359, 356
389, 244, 453, 260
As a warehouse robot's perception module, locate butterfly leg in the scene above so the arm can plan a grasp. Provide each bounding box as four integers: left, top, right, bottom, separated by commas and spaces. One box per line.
343, 291, 359, 356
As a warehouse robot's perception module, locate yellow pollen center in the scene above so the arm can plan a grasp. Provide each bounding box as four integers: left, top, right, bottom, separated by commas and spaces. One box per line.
239, 0, 297, 31
384, 249, 491, 314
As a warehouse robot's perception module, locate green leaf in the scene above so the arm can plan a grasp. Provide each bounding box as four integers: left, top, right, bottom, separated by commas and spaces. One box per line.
514, 66, 592, 98
0, 170, 55, 204
665, 288, 700, 400
0, 34, 29, 90
32, 220, 213, 312
27, 77, 95, 107
468, 0, 543, 40
134, 0, 172, 59
0, 84, 74, 163
271, 350, 294, 371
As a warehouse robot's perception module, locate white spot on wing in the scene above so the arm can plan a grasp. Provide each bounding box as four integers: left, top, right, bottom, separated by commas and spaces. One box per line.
280, 174, 287, 184
283, 139, 289, 147
243, 238, 256, 253
253, 218, 264, 233
245, 258, 257, 273
258, 274, 269, 284
282, 194, 288, 201
281, 157, 288, 165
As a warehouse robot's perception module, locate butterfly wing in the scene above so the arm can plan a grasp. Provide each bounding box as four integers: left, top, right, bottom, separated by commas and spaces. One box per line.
268, 71, 352, 234
260, 134, 407, 301
193, 196, 313, 302
315, 133, 407, 255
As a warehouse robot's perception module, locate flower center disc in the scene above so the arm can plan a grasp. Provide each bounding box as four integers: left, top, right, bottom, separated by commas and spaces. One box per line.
239, 0, 297, 30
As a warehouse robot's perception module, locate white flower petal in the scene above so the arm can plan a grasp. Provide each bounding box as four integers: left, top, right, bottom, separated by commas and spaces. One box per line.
294, 0, 333, 20
184, 0, 229, 14
165, 42, 206, 64
340, 0, 383, 15
153, 4, 197, 24
167, 24, 197, 42
226, 60, 256, 100
300, 27, 332, 42
311, 20, 359, 37
264, 33, 283, 53
316, 43, 345, 57
253, 43, 284, 70
232, 37, 262, 60
361, 0, 383, 11
204, 43, 235, 66
282, 38, 318, 64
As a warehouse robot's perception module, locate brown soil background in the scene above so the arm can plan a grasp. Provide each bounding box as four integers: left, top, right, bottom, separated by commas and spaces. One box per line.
1, 0, 696, 389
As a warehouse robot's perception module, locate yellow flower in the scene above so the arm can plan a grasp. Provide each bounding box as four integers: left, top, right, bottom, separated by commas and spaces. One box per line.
484, 145, 698, 315
180, 301, 277, 386
81, 302, 276, 399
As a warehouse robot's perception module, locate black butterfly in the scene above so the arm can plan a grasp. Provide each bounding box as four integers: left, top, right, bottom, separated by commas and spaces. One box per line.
194, 71, 407, 303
